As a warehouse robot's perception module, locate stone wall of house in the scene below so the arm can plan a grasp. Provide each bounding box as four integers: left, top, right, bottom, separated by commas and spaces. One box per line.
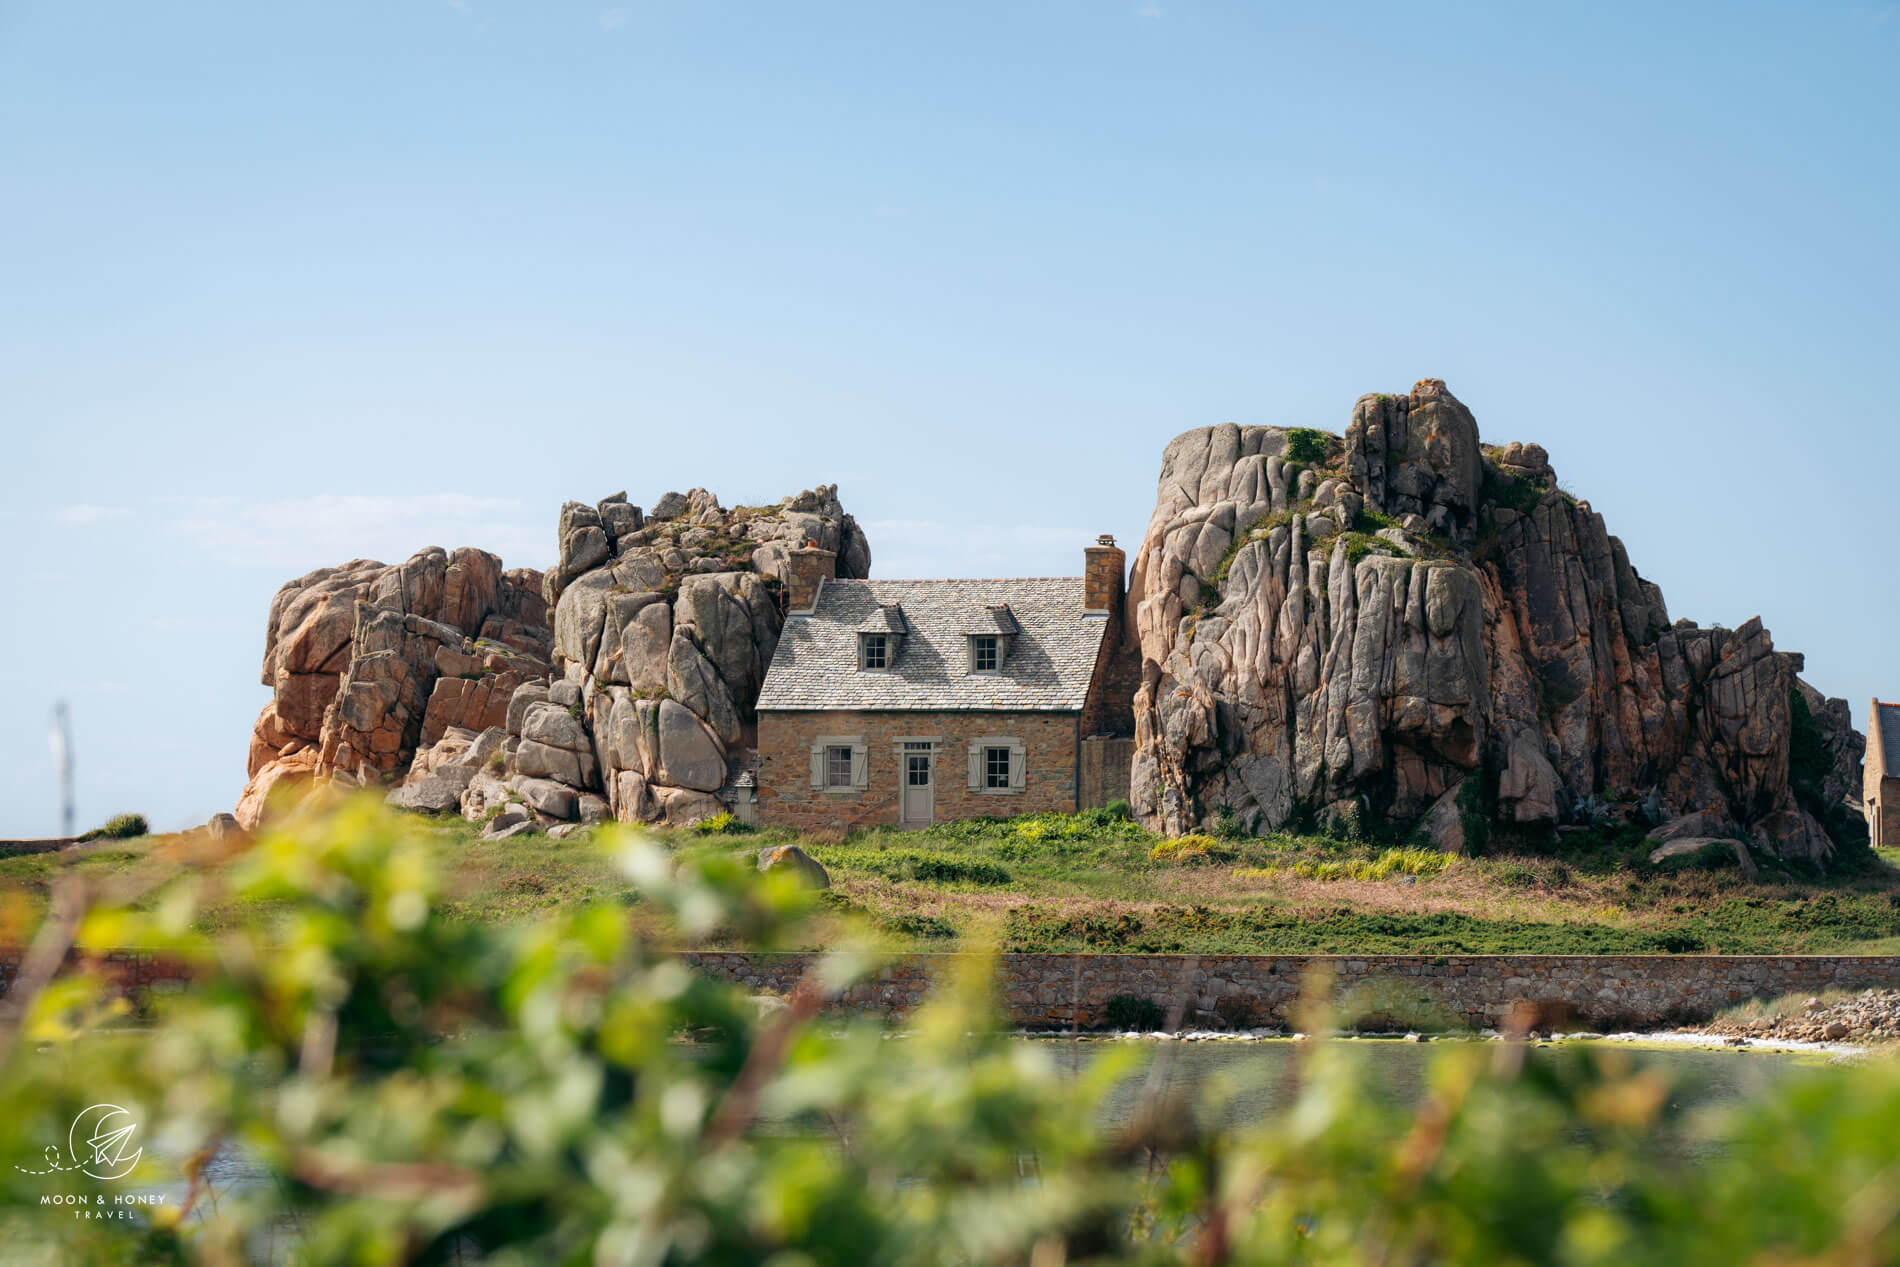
756, 710, 1080, 831
1865, 704, 1900, 850
683, 951, 1900, 1030
1079, 737, 1135, 810
1874, 778, 1900, 850
1078, 616, 1141, 741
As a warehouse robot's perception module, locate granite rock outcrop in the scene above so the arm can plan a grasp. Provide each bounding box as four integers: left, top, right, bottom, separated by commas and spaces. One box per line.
236, 548, 552, 828
444, 485, 866, 831
239, 485, 869, 834
1127, 380, 1865, 866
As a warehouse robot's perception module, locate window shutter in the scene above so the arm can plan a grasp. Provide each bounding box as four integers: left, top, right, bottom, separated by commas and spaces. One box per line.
850, 743, 869, 789
1008, 741, 1026, 790
809, 744, 824, 788
967, 742, 982, 790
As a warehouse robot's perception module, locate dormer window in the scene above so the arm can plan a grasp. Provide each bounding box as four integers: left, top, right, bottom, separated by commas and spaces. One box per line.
856, 603, 907, 670
961, 603, 1019, 675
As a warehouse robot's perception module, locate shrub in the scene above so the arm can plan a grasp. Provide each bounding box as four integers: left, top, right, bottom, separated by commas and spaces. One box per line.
881, 912, 957, 939
905, 856, 1010, 886
1482, 464, 1546, 515
1320, 799, 1368, 842
12, 799, 1900, 1262
1285, 427, 1329, 465
1103, 993, 1167, 1030
77, 813, 147, 841
692, 810, 751, 835
1101, 798, 1133, 822
1211, 804, 1248, 840
921, 810, 1148, 846
1259, 848, 1459, 884
1151, 834, 1231, 865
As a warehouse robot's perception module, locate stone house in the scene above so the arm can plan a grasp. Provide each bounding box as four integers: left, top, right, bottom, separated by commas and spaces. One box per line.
753, 537, 1138, 830
1867, 700, 1900, 849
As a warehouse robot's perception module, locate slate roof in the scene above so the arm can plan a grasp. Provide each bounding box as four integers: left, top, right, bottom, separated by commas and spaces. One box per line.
1877, 702, 1900, 776
959, 605, 1021, 635
757, 578, 1108, 712
858, 604, 910, 634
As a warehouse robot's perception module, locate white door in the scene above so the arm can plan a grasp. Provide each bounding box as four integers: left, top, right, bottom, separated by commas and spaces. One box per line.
901, 746, 934, 827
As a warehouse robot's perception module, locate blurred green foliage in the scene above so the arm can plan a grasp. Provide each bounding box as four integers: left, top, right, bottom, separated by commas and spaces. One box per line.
4, 799, 1900, 1264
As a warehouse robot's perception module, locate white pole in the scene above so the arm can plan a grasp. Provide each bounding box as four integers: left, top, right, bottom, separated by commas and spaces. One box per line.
50, 701, 74, 838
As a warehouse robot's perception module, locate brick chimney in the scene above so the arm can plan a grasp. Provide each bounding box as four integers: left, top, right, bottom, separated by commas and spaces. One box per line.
785, 542, 836, 614
1083, 534, 1125, 614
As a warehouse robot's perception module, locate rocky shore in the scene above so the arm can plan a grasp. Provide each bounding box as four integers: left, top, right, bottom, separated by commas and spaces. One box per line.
1688, 988, 1900, 1044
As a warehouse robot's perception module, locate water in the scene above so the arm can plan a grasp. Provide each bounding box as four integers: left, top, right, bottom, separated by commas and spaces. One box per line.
1026, 1040, 1808, 1132
1030, 1036, 1815, 1130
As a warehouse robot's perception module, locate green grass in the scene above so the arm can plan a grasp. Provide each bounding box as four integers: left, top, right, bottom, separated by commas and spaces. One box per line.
7, 809, 1899, 956
1339, 531, 1398, 565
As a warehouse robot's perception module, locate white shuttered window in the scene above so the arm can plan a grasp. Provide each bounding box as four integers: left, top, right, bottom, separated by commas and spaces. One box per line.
808, 736, 868, 791
965, 736, 1025, 793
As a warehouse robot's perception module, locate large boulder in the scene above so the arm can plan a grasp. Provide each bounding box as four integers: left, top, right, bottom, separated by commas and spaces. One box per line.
656, 699, 727, 792
238, 546, 551, 822
387, 767, 475, 814
514, 776, 579, 821
665, 635, 742, 745
240, 481, 868, 833
1126, 381, 1867, 867
235, 748, 319, 831
490, 481, 869, 821
654, 786, 723, 827
1345, 380, 1485, 547
1418, 783, 1470, 854
757, 845, 830, 888
1497, 731, 1561, 824
390, 726, 506, 813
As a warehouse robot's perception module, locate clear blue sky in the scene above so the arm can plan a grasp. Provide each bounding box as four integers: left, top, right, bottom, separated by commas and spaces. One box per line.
2, 2, 1895, 835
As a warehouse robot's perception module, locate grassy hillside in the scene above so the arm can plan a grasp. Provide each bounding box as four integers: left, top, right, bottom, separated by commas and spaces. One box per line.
8, 808, 1900, 955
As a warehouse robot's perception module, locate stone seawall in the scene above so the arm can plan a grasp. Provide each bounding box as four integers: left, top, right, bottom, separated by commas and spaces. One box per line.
682, 952, 1900, 1030
8, 950, 1900, 1031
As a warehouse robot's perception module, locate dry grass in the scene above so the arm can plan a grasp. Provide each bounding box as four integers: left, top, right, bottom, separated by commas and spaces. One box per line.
1716, 988, 1858, 1024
